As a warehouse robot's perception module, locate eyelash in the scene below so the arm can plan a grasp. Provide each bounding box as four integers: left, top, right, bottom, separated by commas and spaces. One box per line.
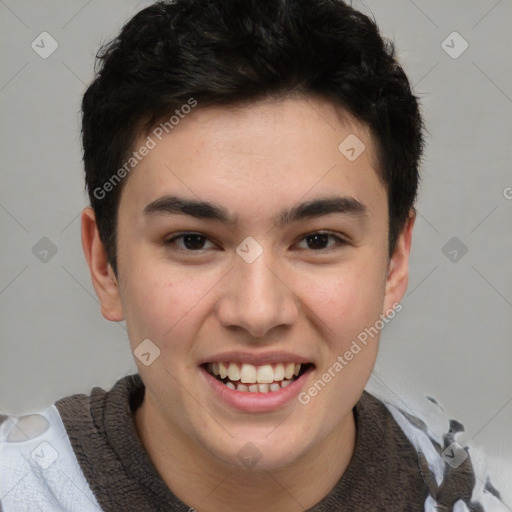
163, 231, 348, 253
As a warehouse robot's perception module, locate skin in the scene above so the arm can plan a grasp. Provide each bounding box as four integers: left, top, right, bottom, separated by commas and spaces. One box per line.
82, 95, 415, 511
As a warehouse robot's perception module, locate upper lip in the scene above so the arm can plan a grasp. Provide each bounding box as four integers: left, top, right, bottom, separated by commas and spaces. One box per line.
199, 351, 313, 366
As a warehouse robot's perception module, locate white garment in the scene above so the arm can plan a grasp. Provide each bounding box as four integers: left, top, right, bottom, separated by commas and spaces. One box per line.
377, 393, 511, 512
0, 404, 101, 512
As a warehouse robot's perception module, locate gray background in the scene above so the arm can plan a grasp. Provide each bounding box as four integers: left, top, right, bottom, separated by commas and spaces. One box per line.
1, 0, 511, 496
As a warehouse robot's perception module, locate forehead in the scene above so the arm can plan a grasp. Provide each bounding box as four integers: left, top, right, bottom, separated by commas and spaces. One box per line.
120, 96, 386, 220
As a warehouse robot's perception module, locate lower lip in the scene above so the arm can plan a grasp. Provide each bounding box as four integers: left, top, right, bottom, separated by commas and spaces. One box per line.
200, 366, 314, 413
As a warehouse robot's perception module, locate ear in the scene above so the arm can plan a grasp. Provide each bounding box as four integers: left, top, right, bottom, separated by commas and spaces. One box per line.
382, 209, 415, 314
81, 207, 124, 322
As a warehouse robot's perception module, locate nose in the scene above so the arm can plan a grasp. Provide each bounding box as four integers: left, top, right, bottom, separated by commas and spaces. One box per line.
216, 250, 298, 339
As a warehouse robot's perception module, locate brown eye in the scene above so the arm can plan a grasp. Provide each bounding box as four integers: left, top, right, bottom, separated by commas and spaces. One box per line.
295, 231, 346, 251
165, 232, 215, 251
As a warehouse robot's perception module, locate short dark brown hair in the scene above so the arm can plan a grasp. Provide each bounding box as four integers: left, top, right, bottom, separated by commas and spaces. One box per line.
82, 0, 424, 275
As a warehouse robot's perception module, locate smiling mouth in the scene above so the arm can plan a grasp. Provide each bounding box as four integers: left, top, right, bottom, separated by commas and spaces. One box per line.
203, 361, 314, 393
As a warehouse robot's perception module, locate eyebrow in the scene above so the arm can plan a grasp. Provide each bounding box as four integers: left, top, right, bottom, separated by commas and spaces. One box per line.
143, 194, 368, 227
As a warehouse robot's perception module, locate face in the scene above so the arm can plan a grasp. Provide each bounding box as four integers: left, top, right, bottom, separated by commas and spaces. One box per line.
84, 95, 413, 472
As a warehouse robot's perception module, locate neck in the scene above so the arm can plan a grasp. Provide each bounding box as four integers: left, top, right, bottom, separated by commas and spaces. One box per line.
134, 396, 356, 512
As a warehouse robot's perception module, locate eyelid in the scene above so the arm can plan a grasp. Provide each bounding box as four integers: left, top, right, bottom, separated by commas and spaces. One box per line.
293, 230, 348, 250
164, 232, 218, 251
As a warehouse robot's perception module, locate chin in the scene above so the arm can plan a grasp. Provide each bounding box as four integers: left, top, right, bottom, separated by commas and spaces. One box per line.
204, 431, 309, 472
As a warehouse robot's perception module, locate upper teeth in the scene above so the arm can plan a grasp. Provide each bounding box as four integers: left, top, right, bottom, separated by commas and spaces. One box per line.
210, 362, 301, 384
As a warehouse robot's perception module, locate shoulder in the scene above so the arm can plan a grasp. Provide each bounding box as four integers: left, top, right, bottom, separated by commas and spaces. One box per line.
365, 390, 511, 512
0, 399, 102, 512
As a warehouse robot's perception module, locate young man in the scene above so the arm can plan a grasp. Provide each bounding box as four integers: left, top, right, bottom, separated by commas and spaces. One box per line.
0, 1, 507, 511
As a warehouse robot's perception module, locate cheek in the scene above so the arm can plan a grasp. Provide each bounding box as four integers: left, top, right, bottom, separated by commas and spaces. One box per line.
297, 261, 387, 345
119, 263, 201, 350
119, 254, 226, 370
